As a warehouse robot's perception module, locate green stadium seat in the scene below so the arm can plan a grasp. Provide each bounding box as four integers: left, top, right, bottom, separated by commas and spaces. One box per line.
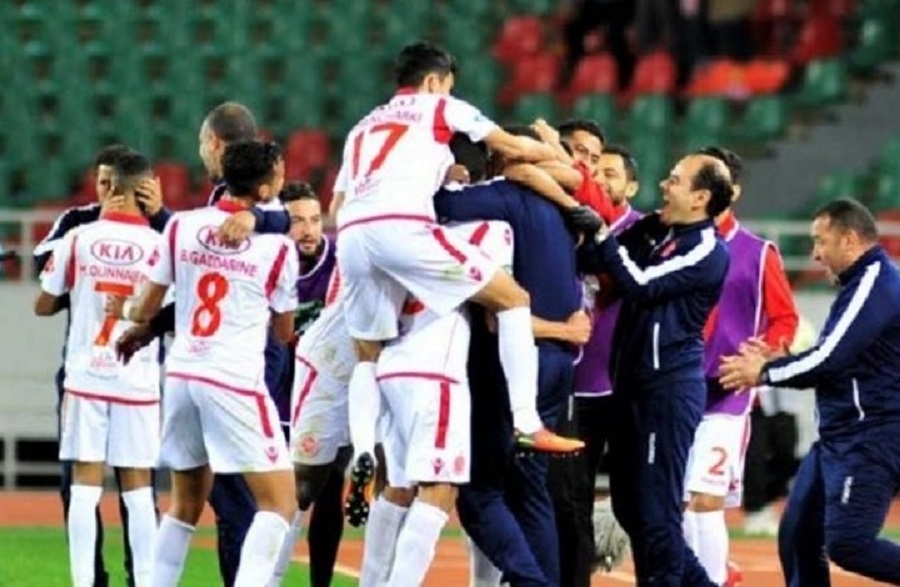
23, 158, 70, 205
813, 170, 863, 206
453, 58, 502, 119
627, 95, 674, 138
730, 96, 789, 145
855, 0, 900, 25
630, 137, 670, 209
793, 58, 849, 110
512, 93, 561, 124
681, 97, 728, 151
872, 172, 900, 211
849, 18, 894, 74
877, 136, 900, 175
570, 94, 617, 135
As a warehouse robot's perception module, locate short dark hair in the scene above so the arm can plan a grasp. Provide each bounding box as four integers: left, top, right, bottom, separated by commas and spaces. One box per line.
204, 102, 258, 143
110, 151, 152, 193
692, 161, 733, 218
280, 181, 318, 204
558, 119, 606, 146
394, 41, 457, 88
503, 124, 541, 141
697, 146, 743, 184
601, 144, 638, 181
815, 198, 878, 242
221, 140, 282, 199
94, 144, 133, 168
449, 133, 489, 183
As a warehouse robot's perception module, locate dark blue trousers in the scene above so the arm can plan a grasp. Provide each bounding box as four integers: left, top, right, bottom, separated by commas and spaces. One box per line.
57, 366, 158, 587
458, 345, 572, 587
781, 430, 900, 585
607, 379, 715, 587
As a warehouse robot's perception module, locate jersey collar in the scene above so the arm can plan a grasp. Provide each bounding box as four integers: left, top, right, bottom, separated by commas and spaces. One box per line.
101, 211, 149, 226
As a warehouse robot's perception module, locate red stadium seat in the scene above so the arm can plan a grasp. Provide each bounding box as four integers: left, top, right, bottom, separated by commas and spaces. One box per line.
685, 59, 747, 98
492, 16, 543, 65
791, 16, 844, 66
154, 161, 191, 210
498, 52, 561, 108
743, 59, 790, 94
622, 51, 676, 104
562, 53, 618, 105
808, 0, 856, 19
285, 129, 332, 181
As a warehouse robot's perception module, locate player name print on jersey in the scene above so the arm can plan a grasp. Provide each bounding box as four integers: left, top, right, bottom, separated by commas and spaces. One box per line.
180, 225, 259, 278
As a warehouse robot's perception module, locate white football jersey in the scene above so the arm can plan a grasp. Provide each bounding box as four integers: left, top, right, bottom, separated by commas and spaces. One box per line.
295, 270, 355, 386
150, 200, 299, 388
379, 220, 514, 379
334, 92, 497, 227
40, 212, 164, 402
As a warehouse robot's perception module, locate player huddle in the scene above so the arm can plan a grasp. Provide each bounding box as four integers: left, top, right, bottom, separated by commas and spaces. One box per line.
44, 39, 900, 587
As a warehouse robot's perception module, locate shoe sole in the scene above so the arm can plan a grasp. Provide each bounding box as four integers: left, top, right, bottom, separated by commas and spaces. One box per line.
345, 453, 375, 527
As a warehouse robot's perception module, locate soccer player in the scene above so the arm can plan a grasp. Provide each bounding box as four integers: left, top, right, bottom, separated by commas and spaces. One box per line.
435, 131, 593, 587
368, 219, 515, 587
333, 40, 585, 524
125, 140, 299, 586
579, 153, 733, 586
32, 143, 169, 587
269, 182, 346, 587
34, 151, 164, 587
721, 198, 900, 586
552, 144, 643, 586
682, 147, 798, 586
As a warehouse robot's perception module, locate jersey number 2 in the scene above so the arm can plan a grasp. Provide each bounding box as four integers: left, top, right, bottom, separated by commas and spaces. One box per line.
351, 122, 408, 179
191, 272, 229, 337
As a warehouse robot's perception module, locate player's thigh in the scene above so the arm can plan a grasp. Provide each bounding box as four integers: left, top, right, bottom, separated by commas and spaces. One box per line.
107, 401, 160, 469
337, 226, 407, 341
194, 380, 291, 474
684, 414, 747, 503
369, 222, 501, 317
159, 376, 207, 471
59, 393, 109, 463
290, 371, 350, 467
386, 377, 471, 487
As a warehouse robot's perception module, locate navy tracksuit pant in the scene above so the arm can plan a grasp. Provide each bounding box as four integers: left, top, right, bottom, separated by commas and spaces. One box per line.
780, 429, 900, 586
607, 378, 715, 587
458, 343, 572, 587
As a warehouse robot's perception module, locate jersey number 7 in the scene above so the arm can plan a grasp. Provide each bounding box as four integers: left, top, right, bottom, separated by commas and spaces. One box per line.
351, 122, 408, 180
94, 281, 135, 346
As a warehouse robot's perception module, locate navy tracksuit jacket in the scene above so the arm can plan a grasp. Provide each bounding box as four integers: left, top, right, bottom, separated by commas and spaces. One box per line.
579, 214, 729, 587
766, 246, 900, 586
434, 179, 582, 587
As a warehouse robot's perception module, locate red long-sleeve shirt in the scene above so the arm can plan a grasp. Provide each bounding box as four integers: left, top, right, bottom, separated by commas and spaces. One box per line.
704, 211, 799, 349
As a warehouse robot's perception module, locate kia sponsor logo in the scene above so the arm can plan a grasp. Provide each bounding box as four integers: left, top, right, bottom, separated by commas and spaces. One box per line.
196, 225, 250, 255
89, 239, 144, 266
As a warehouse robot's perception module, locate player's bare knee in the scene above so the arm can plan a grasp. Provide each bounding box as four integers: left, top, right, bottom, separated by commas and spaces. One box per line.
383, 485, 416, 508
245, 470, 297, 522
72, 462, 105, 486
687, 492, 725, 512
354, 339, 383, 363
416, 483, 457, 513
169, 493, 206, 525
116, 467, 153, 492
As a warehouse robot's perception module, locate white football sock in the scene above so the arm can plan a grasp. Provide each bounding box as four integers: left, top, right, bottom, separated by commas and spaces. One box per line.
386, 500, 449, 586
348, 361, 381, 460
496, 307, 542, 434
152, 515, 195, 587
683, 509, 700, 552
68, 484, 103, 587
267, 509, 305, 586
360, 496, 408, 586
468, 535, 503, 587
234, 511, 291, 587
695, 510, 729, 584
122, 487, 158, 587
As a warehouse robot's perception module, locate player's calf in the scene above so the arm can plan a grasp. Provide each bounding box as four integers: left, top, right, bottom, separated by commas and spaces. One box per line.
116, 467, 157, 587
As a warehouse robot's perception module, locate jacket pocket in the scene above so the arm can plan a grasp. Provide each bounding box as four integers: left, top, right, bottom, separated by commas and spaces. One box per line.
652, 322, 660, 370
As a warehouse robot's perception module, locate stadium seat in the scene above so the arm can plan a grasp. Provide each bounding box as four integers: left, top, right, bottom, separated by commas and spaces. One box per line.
790, 16, 845, 66
285, 129, 332, 182
154, 162, 192, 210
630, 137, 670, 208
877, 136, 900, 175
627, 95, 674, 137
730, 95, 790, 145
562, 53, 619, 105
871, 173, 900, 211
792, 58, 849, 110
684, 59, 747, 98
848, 18, 894, 74
498, 52, 560, 107
624, 51, 677, 99
570, 94, 617, 135
813, 170, 863, 205
681, 97, 729, 151
742, 59, 790, 94
808, 0, 857, 18
512, 93, 561, 124
492, 16, 543, 65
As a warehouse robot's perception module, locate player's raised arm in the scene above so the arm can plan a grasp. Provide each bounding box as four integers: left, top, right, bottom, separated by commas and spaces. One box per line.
483, 127, 559, 164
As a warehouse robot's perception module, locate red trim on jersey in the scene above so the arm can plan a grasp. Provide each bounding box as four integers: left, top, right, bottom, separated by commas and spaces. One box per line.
432, 227, 467, 263
167, 219, 179, 273
166, 371, 275, 439
291, 355, 319, 426
65, 389, 160, 406
435, 381, 451, 449
216, 199, 249, 213
266, 242, 290, 298
337, 214, 435, 233
376, 371, 459, 385
324, 269, 341, 306
101, 211, 150, 226
394, 87, 417, 96
65, 234, 78, 290
433, 98, 452, 144
469, 221, 490, 246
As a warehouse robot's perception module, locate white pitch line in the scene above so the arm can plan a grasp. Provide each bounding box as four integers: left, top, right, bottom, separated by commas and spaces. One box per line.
292, 554, 361, 579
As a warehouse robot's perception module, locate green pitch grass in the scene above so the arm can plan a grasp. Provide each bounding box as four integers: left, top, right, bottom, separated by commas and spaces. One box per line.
0, 528, 358, 587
